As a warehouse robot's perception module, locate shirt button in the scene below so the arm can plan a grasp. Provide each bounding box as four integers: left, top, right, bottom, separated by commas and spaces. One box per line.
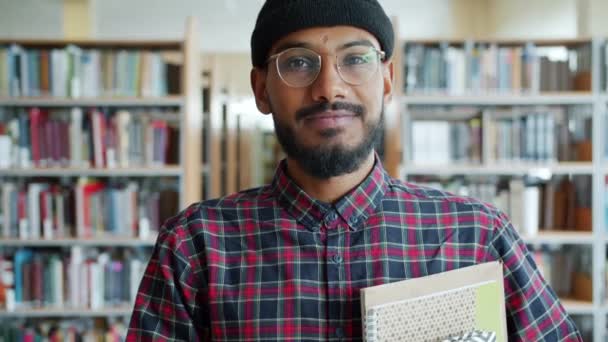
332, 254, 343, 264
335, 327, 344, 338
325, 212, 338, 224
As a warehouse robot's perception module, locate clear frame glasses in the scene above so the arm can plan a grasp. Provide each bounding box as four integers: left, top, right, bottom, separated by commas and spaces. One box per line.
266, 46, 386, 88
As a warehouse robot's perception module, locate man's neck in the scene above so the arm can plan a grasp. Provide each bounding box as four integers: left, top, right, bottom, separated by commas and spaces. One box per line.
285, 153, 376, 204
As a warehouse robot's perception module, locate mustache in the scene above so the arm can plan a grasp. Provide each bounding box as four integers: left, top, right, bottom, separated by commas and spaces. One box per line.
295, 101, 365, 121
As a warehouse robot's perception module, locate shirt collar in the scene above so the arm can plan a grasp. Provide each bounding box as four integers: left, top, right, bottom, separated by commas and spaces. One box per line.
271, 154, 389, 232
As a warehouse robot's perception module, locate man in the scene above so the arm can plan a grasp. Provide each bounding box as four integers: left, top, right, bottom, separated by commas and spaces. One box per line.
127, 0, 582, 340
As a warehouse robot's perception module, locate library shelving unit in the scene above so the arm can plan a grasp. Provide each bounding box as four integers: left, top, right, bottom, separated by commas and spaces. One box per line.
383, 35, 608, 341
202, 55, 274, 198
0, 18, 202, 339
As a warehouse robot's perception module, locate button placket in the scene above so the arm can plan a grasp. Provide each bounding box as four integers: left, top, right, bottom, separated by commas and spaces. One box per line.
324, 212, 338, 225
331, 253, 343, 264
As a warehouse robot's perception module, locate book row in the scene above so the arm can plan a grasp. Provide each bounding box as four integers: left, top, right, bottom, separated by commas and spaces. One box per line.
412, 175, 592, 236
530, 245, 592, 302
0, 178, 178, 240
0, 44, 177, 98
0, 108, 179, 169
409, 106, 592, 165
0, 247, 148, 312
1, 318, 127, 341
404, 42, 591, 94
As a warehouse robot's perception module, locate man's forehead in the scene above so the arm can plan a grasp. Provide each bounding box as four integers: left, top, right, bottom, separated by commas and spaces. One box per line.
269, 26, 381, 54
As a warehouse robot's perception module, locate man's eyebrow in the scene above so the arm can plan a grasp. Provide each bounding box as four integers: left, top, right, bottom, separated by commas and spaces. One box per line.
272, 41, 314, 54
272, 39, 376, 54
339, 40, 375, 50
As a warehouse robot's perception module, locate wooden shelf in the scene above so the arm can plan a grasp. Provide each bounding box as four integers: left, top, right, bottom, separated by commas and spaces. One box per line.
0, 166, 183, 177
402, 162, 593, 176
0, 96, 184, 107
523, 231, 594, 245
0, 237, 157, 247
0, 39, 182, 49
402, 92, 594, 106
0, 306, 133, 318
402, 37, 592, 46
560, 298, 594, 315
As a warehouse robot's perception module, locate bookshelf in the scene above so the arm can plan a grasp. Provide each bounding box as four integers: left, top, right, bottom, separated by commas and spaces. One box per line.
387, 36, 608, 340
0, 18, 202, 339
0, 307, 134, 318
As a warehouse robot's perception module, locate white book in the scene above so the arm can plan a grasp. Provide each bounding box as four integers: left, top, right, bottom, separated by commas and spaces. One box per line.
130, 258, 144, 303
90, 261, 103, 309
508, 179, 525, 234
82, 50, 101, 97
18, 48, 29, 97
42, 190, 53, 240
536, 113, 547, 161
1, 183, 15, 238
0, 135, 11, 168
55, 191, 65, 238
69, 246, 83, 307
51, 49, 68, 98
51, 256, 64, 306
66, 45, 83, 98
522, 186, 540, 237
70, 107, 84, 167
545, 113, 556, 162
116, 110, 131, 167
27, 183, 47, 239
525, 114, 536, 161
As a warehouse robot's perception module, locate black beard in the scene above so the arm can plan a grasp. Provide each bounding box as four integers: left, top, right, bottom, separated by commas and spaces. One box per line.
271, 101, 384, 179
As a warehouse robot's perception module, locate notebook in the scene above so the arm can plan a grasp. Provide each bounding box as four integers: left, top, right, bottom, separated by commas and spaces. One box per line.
360, 261, 507, 342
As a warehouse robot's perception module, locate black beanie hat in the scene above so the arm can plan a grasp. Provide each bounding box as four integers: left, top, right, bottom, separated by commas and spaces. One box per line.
250, 0, 394, 67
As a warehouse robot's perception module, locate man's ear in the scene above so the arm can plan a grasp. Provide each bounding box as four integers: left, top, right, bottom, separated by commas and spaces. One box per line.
251, 67, 271, 114
382, 60, 394, 103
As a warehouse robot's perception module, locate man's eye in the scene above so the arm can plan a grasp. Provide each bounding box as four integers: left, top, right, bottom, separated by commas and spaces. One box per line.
284, 57, 316, 71
343, 54, 371, 66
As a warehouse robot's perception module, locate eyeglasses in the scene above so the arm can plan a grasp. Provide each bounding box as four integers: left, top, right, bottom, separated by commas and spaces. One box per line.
266, 46, 386, 88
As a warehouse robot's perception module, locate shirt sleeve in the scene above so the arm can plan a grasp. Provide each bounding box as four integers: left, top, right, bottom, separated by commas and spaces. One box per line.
126, 222, 210, 341
489, 211, 583, 341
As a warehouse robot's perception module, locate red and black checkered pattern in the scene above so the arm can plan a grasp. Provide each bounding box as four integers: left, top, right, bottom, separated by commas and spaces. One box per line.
127, 158, 582, 341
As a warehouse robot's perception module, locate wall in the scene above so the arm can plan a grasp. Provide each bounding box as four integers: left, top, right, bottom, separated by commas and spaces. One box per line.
0, 0, 63, 38
487, 0, 578, 38
204, 53, 253, 97
588, 0, 608, 36
0, 0, 606, 50
380, 0, 489, 39
91, 0, 263, 52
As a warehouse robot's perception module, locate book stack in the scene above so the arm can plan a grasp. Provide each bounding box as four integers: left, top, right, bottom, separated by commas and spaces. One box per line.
0, 247, 147, 312
361, 262, 506, 342
404, 42, 591, 94
0, 178, 179, 240
0, 107, 179, 169
0, 318, 128, 341
0, 44, 175, 98
412, 174, 592, 236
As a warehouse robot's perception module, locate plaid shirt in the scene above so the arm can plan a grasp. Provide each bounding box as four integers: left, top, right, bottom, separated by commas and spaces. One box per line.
127, 158, 582, 341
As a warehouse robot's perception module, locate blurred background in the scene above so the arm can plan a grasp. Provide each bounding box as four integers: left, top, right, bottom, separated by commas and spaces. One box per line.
0, 0, 607, 340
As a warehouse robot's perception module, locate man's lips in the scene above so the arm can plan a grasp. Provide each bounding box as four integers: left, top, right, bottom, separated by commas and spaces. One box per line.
301, 110, 358, 130
302, 110, 357, 121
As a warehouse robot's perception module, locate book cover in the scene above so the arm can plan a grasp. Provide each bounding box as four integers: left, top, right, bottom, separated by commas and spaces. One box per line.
360, 261, 507, 342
